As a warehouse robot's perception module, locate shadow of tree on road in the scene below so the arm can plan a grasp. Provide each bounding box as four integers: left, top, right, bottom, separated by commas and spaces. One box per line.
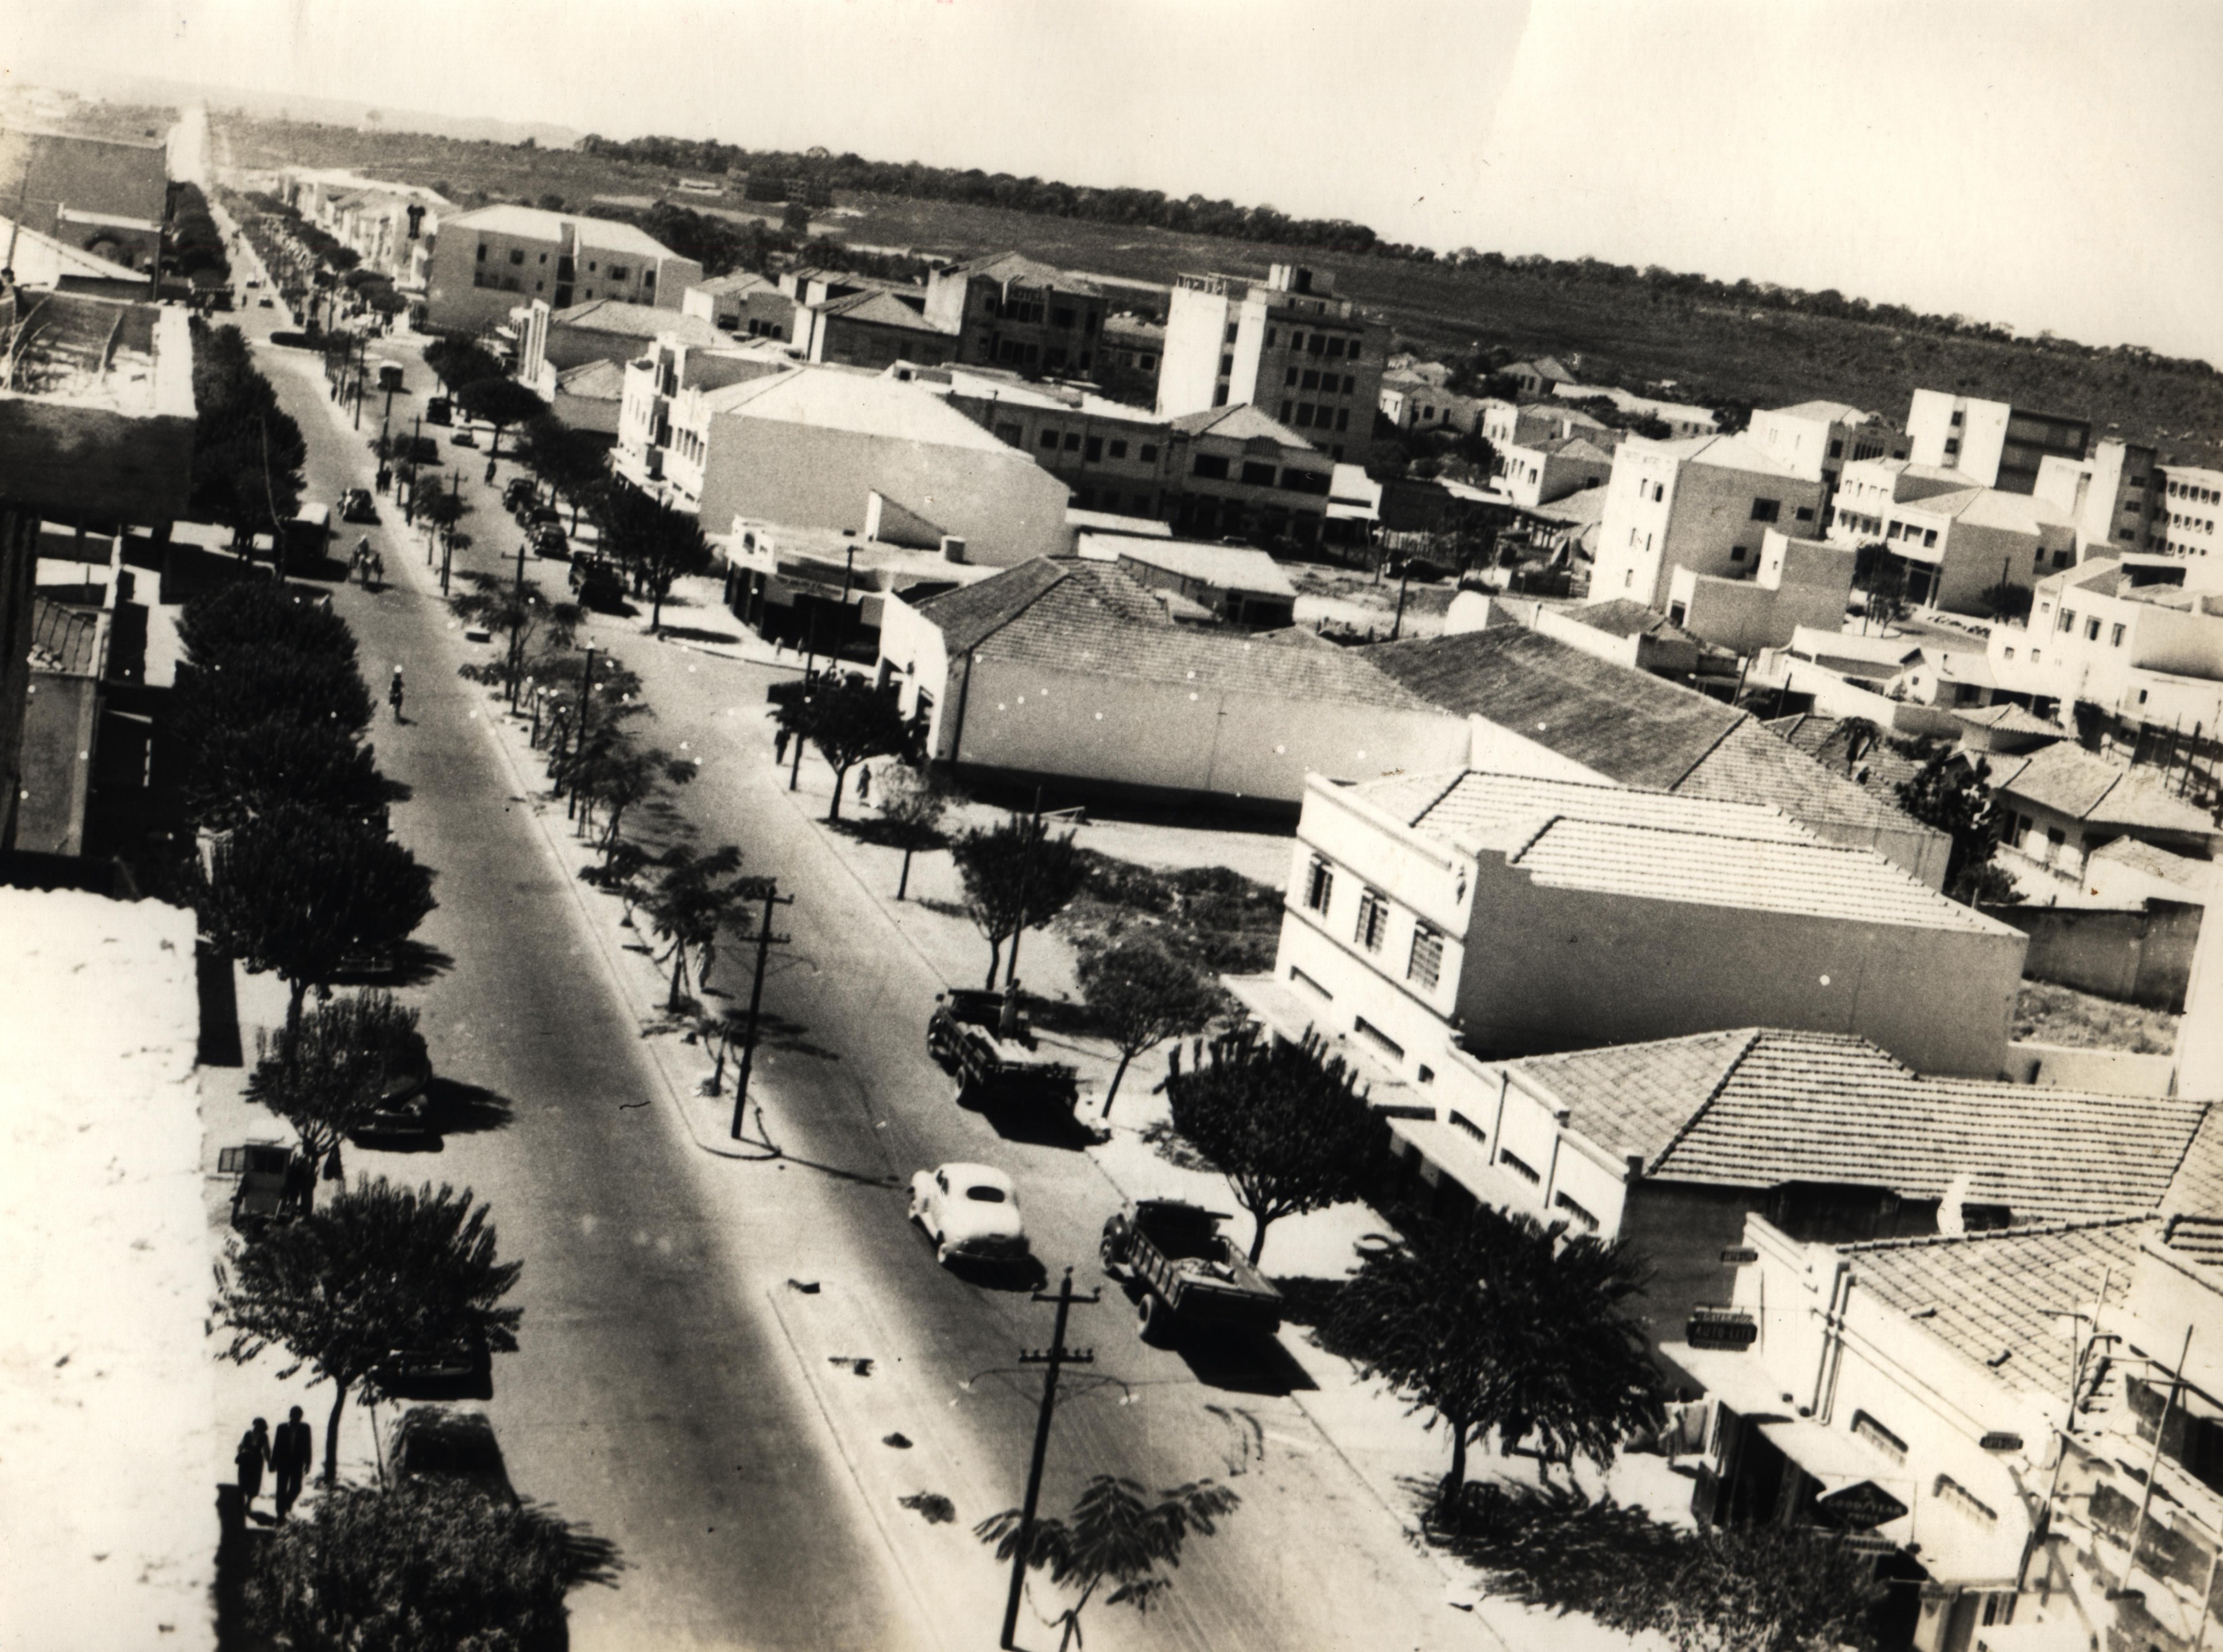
429, 1077, 517, 1137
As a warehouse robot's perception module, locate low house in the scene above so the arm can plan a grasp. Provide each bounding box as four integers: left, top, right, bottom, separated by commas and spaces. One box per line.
1077, 533, 1298, 630
1490, 433, 1614, 507
877, 557, 1470, 808
515, 297, 724, 394
1504, 356, 1577, 397
1665, 529, 1857, 654
1986, 739, 2222, 897
1546, 598, 1703, 679
1231, 769, 2026, 1088
681, 271, 780, 333
722, 515, 993, 659
1555, 382, 1720, 439
1481, 397, 1619, 453
1377, 375, 1485, 435
795, 287, 958, 371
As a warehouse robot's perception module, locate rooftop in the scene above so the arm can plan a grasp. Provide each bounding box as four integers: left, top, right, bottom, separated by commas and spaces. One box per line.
1356, 768, 1821, 854
553, 357, 628, 399
0, 212, 148, 288
944, 251, 1100, 297
448, 203, 690, 261
698, 365, 1018, 453
1951, 702, 2068, 739
1633, 432, 1806, 477
1765, 714, 1928, 796
914, 559, 1439, 710
1765, 400, 1875, 425
1985, 742, 2220, 835
1566, 598, 1698, 642
1900, 486, 2074, 534
817, 287, 951, 333
552, 298, 722, 344
2159, 1109, 2223, 1273
0, 126, 168, 230
690, 271, 777, 297
1504, 1025, 2210, 1223
29, 596, 101, 676
1089, 535, 1298, 596
1165, 402, 1318, 449
1843, 1220, 2148, 1399
2087, 836, 2214, 895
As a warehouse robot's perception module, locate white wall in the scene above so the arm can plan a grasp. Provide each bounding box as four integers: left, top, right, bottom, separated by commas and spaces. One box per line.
1157, 284, 1230, 417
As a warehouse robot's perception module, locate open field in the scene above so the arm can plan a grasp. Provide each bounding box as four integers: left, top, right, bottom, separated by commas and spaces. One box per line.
212, 114, 2223, 464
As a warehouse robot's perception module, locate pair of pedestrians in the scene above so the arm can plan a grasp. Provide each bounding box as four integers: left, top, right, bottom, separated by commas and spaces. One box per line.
351, 537, 385, 591
234, 1407, 315, 1521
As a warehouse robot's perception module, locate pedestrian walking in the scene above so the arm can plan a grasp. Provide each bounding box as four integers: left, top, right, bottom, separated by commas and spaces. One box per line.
273, 1406, 314, 1518
773, 726, 791, 765
856, 765, 872, 804
355, 535, 373, 587
376, 465, 392, 494
484, 458, 497, 486
235, 1418, 272, 1510
388, 665, 405, 723
370, 550, 385, 591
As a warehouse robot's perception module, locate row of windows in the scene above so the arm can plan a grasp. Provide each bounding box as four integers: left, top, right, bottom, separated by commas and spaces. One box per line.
1279, 402, 1351, 433
1285, 367, 1358, 396
1307, 859, 1444, 988
1031, 428, 1157, 465
1265, 327, 1364, 363
2166, 511, 2217, 536
2166, 479, 2220, 505
474, 241, 642, 285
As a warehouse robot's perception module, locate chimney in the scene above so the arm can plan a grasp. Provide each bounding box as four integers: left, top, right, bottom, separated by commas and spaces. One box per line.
940, 535, 967, 565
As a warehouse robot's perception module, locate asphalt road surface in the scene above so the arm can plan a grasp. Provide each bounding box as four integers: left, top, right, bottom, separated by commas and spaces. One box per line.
218, 262, 1474, 1651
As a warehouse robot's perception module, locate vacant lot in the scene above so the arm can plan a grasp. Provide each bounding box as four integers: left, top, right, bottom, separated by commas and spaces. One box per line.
212, 114, 2223, 464
2012, 980, 2179, 1054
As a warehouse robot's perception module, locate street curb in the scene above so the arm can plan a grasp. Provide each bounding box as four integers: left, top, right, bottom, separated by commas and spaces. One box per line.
768, 766, 955, 996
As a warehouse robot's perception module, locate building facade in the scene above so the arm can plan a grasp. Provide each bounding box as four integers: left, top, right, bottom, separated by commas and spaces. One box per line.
920, 252, 1106, 379
1746, 400, 1907, 515
2034, 439, 2162, 556
1593, 434, 1827, 609
1905, 389, 2090, 496
1157, 264, 1388, 463
1829, 458, 2078, 613
423, 204, 703, 335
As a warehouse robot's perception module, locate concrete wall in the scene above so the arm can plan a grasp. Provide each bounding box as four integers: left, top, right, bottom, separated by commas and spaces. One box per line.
698, 416, 1070, 568
942, 652, 1473, 805
17, 666, 99, 855
1156, 283, 1230, 417
1454, 850, 2025, 1076
1979, 898, 2202, 1010
1908, 390, 2011, 487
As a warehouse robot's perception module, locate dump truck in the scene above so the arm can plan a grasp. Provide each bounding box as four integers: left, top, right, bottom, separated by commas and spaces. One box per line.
926, 988, 1079, 1114
1099, 1199, 1283, 1343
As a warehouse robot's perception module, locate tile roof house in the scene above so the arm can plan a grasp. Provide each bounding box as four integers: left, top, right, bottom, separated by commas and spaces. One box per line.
0, 127, 167, 274
1764, 713, 1928, 798
1361, 625, 1950, 885
1989, 739, 2222, 897
796, 286, 959, 371
878, 557, 1470, 807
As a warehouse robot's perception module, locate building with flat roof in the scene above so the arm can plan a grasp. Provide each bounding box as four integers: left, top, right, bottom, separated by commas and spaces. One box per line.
1593, 433, 1827, 612
2155, 462, 2223, 571
514, 296, 724, 394
423, 204, 703, 334
1078, 533, 1298, 630
1745, 399, 1906, 514
1828, 456, 2078, 613
1666, 529, 1857, 654
1098, 312, 1165, 406
681, 270, 779, 333
2034, 437, 2161, 556
1489, 432, 1614, 507
919, 252, 1107, 381
1157, 264, 1387, 463
1905, 389, 2090, 496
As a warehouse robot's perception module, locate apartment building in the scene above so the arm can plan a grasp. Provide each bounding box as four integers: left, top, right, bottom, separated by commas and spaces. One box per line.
2033, 437, 2162, 555
423, 204, 703, 334
1994, 560, 2223, 749
1745, 400, 1907, 512
1163, 404, 1336, 545
1098, 313, 1166, 406
2156, 463, 2223, 567
1828, 457, 2077, 612
931, 367, 1170, 519
1905, 389, 2090, 495
920, 251, 1106, 378
1156, 263, 1388, 462
1593, 434, 1826, 608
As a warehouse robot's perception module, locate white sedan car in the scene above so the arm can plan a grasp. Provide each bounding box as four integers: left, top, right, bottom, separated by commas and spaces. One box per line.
910, 1163, 1029, 1266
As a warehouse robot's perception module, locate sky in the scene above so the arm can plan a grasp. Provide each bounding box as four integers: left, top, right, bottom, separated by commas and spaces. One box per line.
5, 0, 2220, 365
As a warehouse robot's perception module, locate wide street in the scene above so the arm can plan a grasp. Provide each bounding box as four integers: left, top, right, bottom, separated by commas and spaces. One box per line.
216, 247, 1478, 1650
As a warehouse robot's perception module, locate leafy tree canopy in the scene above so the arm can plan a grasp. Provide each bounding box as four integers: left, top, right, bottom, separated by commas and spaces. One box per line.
951, 814, 1086, 990
249, 991, 425, 1175
1077, 932, 1221, 1115
780, 673, 912, 820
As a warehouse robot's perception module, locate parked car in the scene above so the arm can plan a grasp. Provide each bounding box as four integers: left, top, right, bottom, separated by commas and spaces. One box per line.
1101, 1200, 1283, 1344
424, 397, 452, 426
570, 555, 623, 610
909, 1163, 1029, 1267
219, 1141, 298, 1235
347, 1021, 435, 1146
522, 505, 563, 531
386, 1406, 516, 1504
927, 990, 1079, 1114
257, 296, 274, 308
338, 487, 377, 523
529, 524, 568, 560
450, 429, 478, 449
501, 477, 536, 513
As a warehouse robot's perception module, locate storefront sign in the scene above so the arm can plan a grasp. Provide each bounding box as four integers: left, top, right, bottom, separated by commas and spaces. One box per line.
1815, 1481, 1910, 1531
1686, 1308, 1758, 1349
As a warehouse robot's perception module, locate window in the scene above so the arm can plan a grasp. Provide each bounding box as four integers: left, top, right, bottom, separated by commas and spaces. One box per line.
1264, 329, 1276, 347
1353, 1017, 1404, 1060
1288, 331, 1305, 351
1294, 405, 1315, 428
1109, 439, 1128, 460
1285, 367, 1299, 387
1750, 498, 1780, 523
509, 247, 525, 265
1138, 444, 1157, 463
1337, 409, 1350, 431
1852, 1411, 1908, 1463
607, 265, 628, 281
1302, 369, 1321, 391
2004, 646, 2016, 660
1280, 401, 1294, 421
1554, 1191, 1598, 1230
2059, 608, 2077, 633
1085, 437, 1102, 463
475, 242, 488, 262
1039, 429, 1059, 450
1241, 461, 1277, 486
1304, 856, 1333, 913
1051, 307, 1075, 328
1944, 437, 1961, 455
1192, 454, 1230, 480
1326, 336, 1345, 358
1730, 545, 1748, 562
1354, 888, 1389, 952
1219, 355, 1234, 378
1795, 506, 1815, 522
1497, 1148, 1541, 1185
1934, 1476, 1997, 1525
1950, 410, 1963, 426
1923, 529, 1939, 548
2111, 623, 2125, 646
2086, 618, 2101, 641
1342, 374, 1356, 395
1828, 439, 1844, 459
1407, 925, 1443, 988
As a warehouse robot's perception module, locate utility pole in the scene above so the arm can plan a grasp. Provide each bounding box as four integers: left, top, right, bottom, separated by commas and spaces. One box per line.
566, 646, 597, 810
405, 415, 422, 526
1390, 556, 1412, 640
1000, 1268, 1097, 1651
1000, 789, 1043, 1038
729, 885, 795, 1141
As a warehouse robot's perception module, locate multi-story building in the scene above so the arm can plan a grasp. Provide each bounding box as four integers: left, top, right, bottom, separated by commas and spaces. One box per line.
1745, 400, 1907, 514
2155, 463, 2223, 568
1994, 559, 2223, 746
0, 126, 166, 282
1479, 397, 1618, 452
2034, 437, 2162, 556
423, 205, 703, 335
1098, 313, 1165, 406
515, 297, 723, 394
1905, 389, 2090, 495
1593, 433, 1826, 609
932, 369, 1170, 520
794, 288, 957, 371
1489, 433, 1613, 507
920, 251, 1106, 379
1162, 405, 1337, 545
1827, 457, 2077, 613
1157, 263, 1388, 463
680, 271, 779, 333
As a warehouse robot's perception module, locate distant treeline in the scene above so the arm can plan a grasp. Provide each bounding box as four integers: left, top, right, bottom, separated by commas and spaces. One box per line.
575, 133, 2214, 377
575, 134, 1420, 258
